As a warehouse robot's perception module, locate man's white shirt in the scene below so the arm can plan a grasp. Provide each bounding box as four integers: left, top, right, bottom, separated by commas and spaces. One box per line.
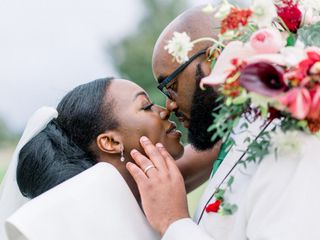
162, 119, 320, 240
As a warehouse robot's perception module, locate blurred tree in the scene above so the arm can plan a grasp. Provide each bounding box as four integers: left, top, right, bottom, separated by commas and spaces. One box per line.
109, 0, 188, 141
0, 118, 18, 148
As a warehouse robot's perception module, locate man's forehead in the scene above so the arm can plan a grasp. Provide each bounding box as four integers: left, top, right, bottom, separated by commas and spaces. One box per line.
152, 48, 180, 83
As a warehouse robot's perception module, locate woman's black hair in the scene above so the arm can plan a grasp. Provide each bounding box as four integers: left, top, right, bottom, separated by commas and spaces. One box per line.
17, 77, 117, 199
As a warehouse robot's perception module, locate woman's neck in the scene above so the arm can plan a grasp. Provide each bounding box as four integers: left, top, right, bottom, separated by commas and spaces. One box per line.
97, 155, 142, 205
117, 165, 141, 204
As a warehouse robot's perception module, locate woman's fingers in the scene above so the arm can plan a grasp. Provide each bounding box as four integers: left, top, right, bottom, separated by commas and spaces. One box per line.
156, 143, 181, 177
138, 136, 168, 170
127, 140, 189, 235
130, 149, 157, 177
126, 162, 148, 185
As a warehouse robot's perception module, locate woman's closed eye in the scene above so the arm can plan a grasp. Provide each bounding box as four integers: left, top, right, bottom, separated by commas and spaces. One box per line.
142, 103, 154, 111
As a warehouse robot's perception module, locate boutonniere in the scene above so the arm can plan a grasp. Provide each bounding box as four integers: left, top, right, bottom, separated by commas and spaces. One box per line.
205, 176, 238, 216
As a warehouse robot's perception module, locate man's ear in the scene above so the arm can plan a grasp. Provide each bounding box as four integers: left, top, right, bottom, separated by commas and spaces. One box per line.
96, 131, 123, 154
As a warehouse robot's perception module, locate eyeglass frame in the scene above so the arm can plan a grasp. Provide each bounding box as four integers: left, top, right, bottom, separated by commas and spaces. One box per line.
157, 49, 207, 100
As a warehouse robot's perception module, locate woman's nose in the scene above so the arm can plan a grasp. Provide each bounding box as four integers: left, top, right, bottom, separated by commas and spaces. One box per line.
165, 99, 178, 112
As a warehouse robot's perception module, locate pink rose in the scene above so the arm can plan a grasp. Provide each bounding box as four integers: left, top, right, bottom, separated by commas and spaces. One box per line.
278, 88, 311, 119
308, 86, 320, 120
249, 28, 284, 54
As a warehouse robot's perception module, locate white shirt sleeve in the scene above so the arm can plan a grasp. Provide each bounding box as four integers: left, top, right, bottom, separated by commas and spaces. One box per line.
162, 218, 214, 240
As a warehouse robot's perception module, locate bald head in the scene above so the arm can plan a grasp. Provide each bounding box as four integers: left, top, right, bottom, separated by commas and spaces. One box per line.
152, 5, 221, 79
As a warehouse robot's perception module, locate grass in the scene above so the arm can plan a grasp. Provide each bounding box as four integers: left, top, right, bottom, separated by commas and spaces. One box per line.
187, 182, 207, 216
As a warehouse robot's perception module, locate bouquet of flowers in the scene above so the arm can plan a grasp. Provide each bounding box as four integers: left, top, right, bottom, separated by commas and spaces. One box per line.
165, 0, 320, 215
166, 0, 320, 164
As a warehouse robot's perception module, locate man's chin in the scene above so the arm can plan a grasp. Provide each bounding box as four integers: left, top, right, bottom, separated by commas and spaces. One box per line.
188, 128, 215, 151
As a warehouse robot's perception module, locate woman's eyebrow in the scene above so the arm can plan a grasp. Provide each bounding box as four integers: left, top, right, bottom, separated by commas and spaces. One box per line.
133, 91, 148, 101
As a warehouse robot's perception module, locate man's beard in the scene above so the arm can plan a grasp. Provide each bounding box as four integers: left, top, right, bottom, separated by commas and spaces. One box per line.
188, 64, 222, 151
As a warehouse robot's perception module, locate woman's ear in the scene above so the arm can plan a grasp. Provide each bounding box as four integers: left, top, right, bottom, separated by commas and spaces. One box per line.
96, 131, 123, 154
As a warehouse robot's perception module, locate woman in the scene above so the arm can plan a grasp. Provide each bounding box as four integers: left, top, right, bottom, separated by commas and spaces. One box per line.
16, 77, 184, 201
0, 77, 218, 240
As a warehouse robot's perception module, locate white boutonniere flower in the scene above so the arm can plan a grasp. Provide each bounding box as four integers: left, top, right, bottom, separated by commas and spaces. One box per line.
270, 129, 302, 157
164, 32, 194, 64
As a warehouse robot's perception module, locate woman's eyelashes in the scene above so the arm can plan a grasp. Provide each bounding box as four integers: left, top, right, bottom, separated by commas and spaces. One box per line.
142, 102, 154, 111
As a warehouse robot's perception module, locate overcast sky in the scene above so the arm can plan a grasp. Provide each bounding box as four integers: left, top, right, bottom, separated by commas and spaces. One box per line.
0, 0, 247, 132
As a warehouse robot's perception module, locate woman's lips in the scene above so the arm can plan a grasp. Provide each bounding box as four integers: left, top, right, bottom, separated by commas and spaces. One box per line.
166, 122, 177, 134
166, 122, 182, 138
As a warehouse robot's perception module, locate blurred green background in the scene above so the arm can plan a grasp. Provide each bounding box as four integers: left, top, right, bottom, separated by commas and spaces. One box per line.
0, 0, 206, 215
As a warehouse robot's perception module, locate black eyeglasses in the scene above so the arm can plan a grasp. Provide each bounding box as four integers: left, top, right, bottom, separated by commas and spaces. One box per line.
157, 49, 207, 100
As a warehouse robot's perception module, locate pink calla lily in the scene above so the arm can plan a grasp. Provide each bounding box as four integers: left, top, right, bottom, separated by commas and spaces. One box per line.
278, 87, 312, 119
200, 41, 255, 88
246, 53, 286, 66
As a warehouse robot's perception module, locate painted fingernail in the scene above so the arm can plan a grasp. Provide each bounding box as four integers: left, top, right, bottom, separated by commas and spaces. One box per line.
140, 136, 149, 143
126, 162, 132, 168
131, 149, 138, 155
156, 143, 163, 148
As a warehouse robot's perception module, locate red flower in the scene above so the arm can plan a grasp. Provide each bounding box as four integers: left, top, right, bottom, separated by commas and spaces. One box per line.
278, 87, 312, 119
205, 200, 222, 213
221, 8, 252, 34
308, 86, 320, 120
289, 51, 320, 84
277, 0, 302, 32
307, 51, 320, 62
307, 118, 320, 133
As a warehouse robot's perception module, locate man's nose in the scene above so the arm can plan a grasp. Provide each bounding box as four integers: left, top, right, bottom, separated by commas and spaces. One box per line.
165, 99, 178, 112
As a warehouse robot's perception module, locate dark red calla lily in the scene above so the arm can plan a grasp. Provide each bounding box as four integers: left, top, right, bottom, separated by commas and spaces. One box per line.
239, 62, 287, 97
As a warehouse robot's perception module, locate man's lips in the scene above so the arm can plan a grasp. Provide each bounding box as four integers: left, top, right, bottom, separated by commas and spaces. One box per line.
177, 116, 190, 128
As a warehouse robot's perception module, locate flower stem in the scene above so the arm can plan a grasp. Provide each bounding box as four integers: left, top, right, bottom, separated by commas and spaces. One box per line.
192, 37, 226, 48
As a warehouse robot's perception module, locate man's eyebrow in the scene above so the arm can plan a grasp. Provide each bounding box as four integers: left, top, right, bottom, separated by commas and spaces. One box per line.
157, 75, 167, 84
133, 91, 148, 101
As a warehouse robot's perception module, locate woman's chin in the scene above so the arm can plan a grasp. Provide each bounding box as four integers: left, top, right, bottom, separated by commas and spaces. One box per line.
167, 143, 184, 160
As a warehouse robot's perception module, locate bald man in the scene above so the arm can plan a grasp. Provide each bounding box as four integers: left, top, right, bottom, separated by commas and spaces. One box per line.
127, 4, 320, 240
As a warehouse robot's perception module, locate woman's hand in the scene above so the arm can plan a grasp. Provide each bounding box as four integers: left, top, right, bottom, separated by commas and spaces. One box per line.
126, 136, 189, 236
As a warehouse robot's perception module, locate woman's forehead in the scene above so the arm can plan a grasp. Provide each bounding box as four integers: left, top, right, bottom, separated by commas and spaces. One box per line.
109, 79, 146, 101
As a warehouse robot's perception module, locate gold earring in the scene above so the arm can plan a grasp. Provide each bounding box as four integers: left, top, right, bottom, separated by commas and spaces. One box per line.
120, 145, 125, 162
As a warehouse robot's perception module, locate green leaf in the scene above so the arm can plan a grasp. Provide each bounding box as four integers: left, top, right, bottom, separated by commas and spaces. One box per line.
210, 58, 217, 70
227, 176, 234, 188
286, 33, 296, 46
240, 122, 249, 130
220, 203, 238, 215
214, 189, 225, 200
226, 97, 233, 106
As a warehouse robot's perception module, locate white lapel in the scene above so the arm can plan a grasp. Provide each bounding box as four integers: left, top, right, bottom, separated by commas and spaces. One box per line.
193, 117, 268, 223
